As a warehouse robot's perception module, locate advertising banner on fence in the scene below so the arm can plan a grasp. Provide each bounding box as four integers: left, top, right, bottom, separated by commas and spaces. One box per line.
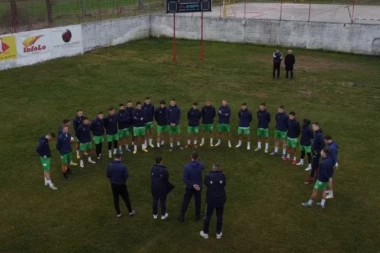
16, 29, 51, 57
0, 35, 17, 62
51, 25, 83, 58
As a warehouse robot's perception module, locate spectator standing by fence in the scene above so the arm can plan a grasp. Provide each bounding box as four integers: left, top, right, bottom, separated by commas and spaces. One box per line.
285, 50, 296, 80
273, 49, 283, 79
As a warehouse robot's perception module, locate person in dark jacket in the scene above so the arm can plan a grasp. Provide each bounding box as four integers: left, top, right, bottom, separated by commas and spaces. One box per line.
36, 132, 57, 190
106, 153, 137, 218
273, 49, 283, 79
186, 102, 202, 149
76, 117, 96, 168
155, 100, 168, 149
297, 119, 314, 171
271, 105, 289, 158
126, 100, 135, 151
302, 148, 333, 208
142, 97, 155, 149
324, 135, 339, 199
91, 112, 105, 161
199, 163, 226, 240
167, 99, 183, 152
104, 107, 119, 159
132, 102, 148, 154
304, 122, 325, 184
284, 50, 295, 79
215, 99, 232, 148
73, 109, 84, 159
255, 103, 271, 153
56, 125, 74, 179
117, 104, 131, 154
200, 100, 216, 147
58, 119, 77, 167
236, 103, 253, 150
283, 111, 300, 164
151, 156, 172, 220
178, 152, 205, 222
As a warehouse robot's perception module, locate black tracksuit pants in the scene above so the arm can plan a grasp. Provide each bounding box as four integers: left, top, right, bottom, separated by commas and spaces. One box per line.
180, 187, 201, 219
273, 63, 281, 78
285, 66, 294, 79
111, 183, 132, 215
152, 194, 167, 215
310, 153, 321, 178
203, 203, 224, 234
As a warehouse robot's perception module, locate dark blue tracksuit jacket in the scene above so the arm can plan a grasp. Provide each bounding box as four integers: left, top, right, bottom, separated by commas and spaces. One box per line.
218, 105, 231, 124
154, 107, 168, 126
142, 103, 155, 123
300, 121, 314, 146
56, 133, 72, 155
187, 108, 202, 127
75, 124, 91, 143
201, 106, 216, 124
126, 107, 134, 127
118, 109, 130, 130
167, 105, 181, 125
312, 128, 324, 153
318, 156, 334, 182
151, 164, 169, 197
183, 161, 204, 189
287, 119, 301, 138
328, 141, 339, 164
257, 110, 271, 129
104, 115, 118, 135
133, 109, 146, 127
36, 136, 51, 157
73, 116, 83, 137
238, 109, 253, 128
275, 112, 289, 131
107, 161, 128, 185
204, 171, 226, 206
91, 117, 104, 136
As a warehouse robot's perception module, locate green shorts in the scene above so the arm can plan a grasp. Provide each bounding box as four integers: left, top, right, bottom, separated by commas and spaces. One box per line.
218, 124, 230, 133
133, 127, 146, 137
168, 125, 180, 135
145, 122, 154, 129
157, 125, 167, 134
202, 124, 213, 132
119, 128, 130, 138
287, 137, 298, 148
74, 137, 79, 143
300, 145, 312, 153
238, 127, 250, 136
93, 135, 104, 145
80, 142, 92, 151
60, 153, 72, 165
187, 126, 199, 134
107, 133, 119, 142
314, 180, 328, 191
257, 128, 269, 138
40, 157, 51, 172
274, 130, 287, 140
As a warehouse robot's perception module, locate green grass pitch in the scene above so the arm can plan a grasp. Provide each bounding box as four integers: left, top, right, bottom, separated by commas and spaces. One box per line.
0, 38, 380, 253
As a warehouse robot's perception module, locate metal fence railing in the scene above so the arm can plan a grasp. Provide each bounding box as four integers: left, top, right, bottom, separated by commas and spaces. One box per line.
1, 0, 379, 35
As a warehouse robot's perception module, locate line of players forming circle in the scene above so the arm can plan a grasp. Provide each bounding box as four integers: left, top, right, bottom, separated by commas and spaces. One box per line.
36, 97, 339, 208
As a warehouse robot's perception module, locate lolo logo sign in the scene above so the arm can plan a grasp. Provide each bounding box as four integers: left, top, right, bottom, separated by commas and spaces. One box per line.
0, 35, 17, 62
17, 31, 51, 57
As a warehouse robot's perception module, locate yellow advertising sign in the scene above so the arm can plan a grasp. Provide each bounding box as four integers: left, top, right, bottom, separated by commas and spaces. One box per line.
0, 35, 17, 62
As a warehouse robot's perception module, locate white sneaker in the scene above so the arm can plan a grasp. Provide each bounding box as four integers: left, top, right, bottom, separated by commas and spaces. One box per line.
317, 202, 325, 208
247, 145, 251, 150
50, 185, 58, 190
161, 213, 169, 220
296, 161, 304, 166
84, 152, 88, 156
235, 143, 241, 148
153, 215, 158, 219
215, 141, 221, 147
228, 142, 232, 148
210, 142, 214, 147
44, 180, 48, 186
305, 166, 312, 171
254, 147, 261, 152
88, 159, 96, 164
116, 213, 122, 218
149, 143, 155, 148
200, 141, 205, 147
326, 194, 334, 199
199, 231, 209, 239
80, 160, 84, 168
264, 149, 268, 153
113, 149, 117, 155
216, 232, 223, 239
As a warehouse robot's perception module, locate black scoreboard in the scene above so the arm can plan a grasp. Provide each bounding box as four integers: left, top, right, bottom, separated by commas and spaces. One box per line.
166, 0, 212, 13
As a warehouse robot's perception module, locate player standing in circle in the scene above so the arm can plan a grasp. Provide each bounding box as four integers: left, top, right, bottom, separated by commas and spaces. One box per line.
324, 135, 339, 199
304, 122, 325, 184
271, 105, 288, 158
36, 132, 57, 190
142, 97, 155, 149
297, 119, 314, 171
215, 99, 231, 148
200, 100, 216, 147
255, 103, 271, 153
76, 117, 96, 168
154, 100, 168, 149
104, 107, 119, 159
186, 102, 202, 149
125, 101, 134, 152
132, 102, 148, 154
167, 99, 183, 152
283, 111, 300, 164
91, 112, 105, 162
117, 104, 130, 155
73, 109, 84, 159
236, 103, 253, 150
56, 125, 74, 179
